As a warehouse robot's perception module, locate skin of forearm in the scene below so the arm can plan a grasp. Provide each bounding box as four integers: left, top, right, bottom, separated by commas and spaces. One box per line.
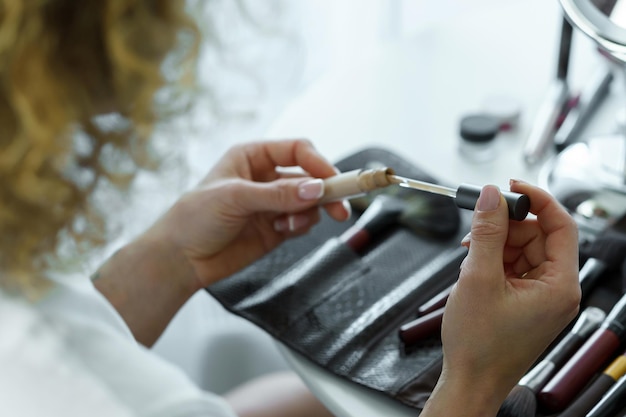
93, 231, 201, 347
420, 371, 505, 417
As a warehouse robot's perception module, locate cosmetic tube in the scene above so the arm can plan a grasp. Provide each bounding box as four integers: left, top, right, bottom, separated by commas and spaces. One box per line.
318, 167, 395, 204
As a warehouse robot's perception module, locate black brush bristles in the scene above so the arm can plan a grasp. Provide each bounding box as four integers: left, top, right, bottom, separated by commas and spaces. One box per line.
583, 233, 626, 268
349, 175, 461, 240
622, 257, 626, 294
578, 233, 626, 299
497, 385, 537, 417
399, 192, 460, 239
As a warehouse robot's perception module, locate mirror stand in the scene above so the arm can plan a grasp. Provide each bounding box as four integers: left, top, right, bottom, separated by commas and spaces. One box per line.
537, 0, 626, 237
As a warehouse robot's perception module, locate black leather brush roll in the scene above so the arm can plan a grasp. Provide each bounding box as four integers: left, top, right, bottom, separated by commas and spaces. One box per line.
207, 147, 472, 410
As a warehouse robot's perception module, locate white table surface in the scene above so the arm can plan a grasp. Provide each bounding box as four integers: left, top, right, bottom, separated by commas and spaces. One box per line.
266, 1, 624, 417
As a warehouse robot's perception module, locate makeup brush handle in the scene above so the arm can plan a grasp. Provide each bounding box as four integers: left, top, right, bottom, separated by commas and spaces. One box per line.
398, 307, 444, 345
553, 68, 613, 152
338, 225, 371, 253
417, 284, 453, 316
587, 374, 626, 417
537, 329, 621, 413
579, 258, 608, 297
520, 333, 585, 393
559, 353, 626, 417
338, 194, 405, 253
523, 80, 570, 165
558, 375, 615, 417
455, 184, 530, 221
542, 333, 584, 366
520, 306, 606, 392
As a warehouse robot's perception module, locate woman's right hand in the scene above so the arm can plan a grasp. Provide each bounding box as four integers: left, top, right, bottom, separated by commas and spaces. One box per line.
421, 181, 580, 417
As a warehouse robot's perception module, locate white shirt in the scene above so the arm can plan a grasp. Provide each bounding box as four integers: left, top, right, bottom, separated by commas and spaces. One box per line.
0, 278, 237, 417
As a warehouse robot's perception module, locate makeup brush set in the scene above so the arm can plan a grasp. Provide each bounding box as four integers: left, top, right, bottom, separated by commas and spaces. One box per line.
207, 147, 626, 414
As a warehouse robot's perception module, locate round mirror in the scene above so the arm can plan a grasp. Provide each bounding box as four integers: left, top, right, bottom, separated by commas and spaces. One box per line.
560, 0, 626, 61
539, 136, 626, 237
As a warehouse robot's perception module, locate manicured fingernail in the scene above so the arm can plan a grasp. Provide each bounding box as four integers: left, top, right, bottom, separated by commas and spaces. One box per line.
460, 232, 471, 246
477, 185, 500, 211
509, 178, 525, 186
274, 214, 310, 232
288, 214, 310, 231
341, 199, 352, 218
298, 179, 324, 200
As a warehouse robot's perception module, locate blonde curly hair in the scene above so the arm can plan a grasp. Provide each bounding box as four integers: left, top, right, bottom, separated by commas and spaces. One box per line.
0, 0, 200, 296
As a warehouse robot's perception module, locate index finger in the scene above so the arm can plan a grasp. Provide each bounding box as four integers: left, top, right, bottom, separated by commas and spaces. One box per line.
243, 139, 338, 180
510, 180, 579, 268
242, 139, 350, 221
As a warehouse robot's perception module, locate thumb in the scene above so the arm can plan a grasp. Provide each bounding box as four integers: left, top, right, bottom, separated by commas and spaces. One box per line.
464, 185, 510, 281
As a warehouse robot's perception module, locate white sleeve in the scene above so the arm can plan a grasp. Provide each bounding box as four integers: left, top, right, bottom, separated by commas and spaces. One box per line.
0, 278, 237, 417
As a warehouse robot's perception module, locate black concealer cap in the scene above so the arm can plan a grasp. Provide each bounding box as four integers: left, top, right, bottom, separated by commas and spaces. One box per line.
459, 114, 500, 143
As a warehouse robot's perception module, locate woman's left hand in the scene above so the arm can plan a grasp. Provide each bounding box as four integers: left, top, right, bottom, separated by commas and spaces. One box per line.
150, 139, 351, 287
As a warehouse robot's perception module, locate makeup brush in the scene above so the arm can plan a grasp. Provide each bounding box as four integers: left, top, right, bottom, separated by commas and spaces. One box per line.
579, 234, 626, 297
338, 189, 462, 250
538, 292, 626, 413
236, 183, 460, 310
586, 373, 626, 417
398, 306, 445, 345
417, 283, 454, 316
622, 257, 626, 294
338, 194, 407, 254
496, 307, 606, 417
523, 16, 573, 165
553, 67, 613, 152
558, 349, 626, 417
320, 166, 462, 240
338, 193, 457, 253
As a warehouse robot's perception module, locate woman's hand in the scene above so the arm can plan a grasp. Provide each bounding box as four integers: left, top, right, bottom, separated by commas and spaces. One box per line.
421, 181, 581, 417
95, 139, 350, 346
150, 138, 351, 288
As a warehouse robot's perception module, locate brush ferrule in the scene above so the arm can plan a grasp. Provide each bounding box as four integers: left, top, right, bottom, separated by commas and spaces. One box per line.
603, 294, 626, 342
571, 306, 607, 336
519, 360, 556, 392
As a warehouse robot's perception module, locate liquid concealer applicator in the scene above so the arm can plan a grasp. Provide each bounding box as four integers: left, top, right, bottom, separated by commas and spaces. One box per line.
318, 167, 531, 221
